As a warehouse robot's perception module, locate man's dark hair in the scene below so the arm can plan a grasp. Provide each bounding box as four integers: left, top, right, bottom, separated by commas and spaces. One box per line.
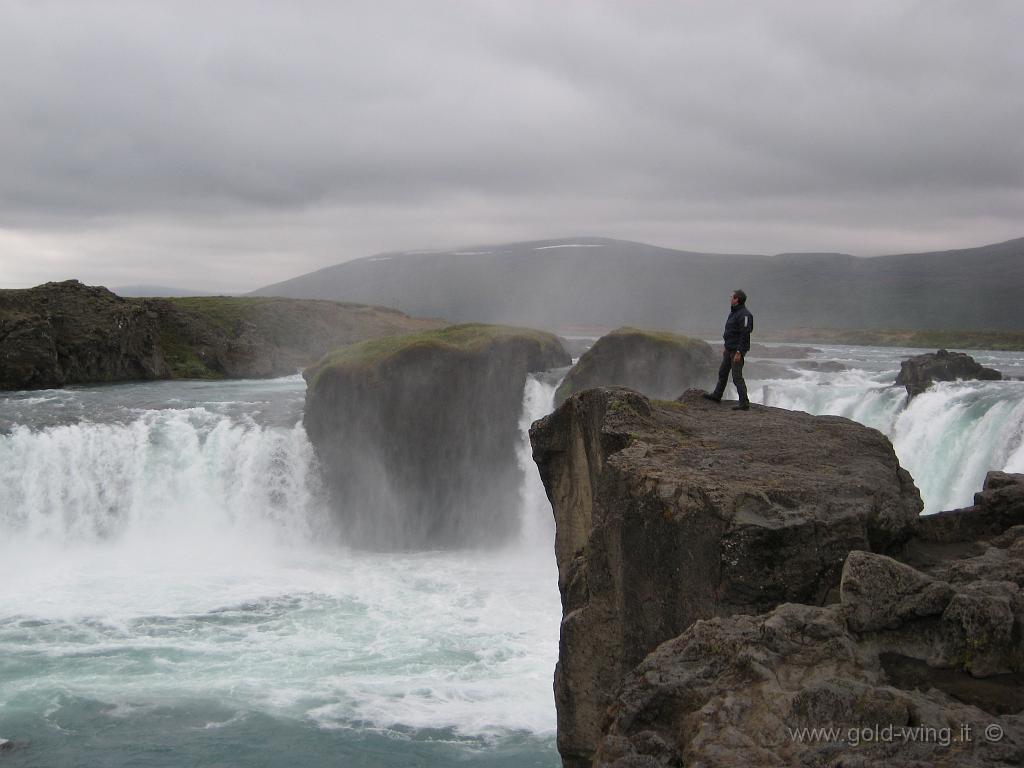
732, 289, 747, 305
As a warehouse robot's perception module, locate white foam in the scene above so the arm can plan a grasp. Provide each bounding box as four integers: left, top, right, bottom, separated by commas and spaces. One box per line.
755, 365, 1024, 512
0, 380, 562, 740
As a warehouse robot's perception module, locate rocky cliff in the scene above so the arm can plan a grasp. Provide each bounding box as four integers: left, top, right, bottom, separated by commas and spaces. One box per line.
531, 387, 1024, 767
0, 280, 441, 389
304, 324, 570, 549
554, 327, 716, 406
530, 388, 923, 767
594, 474, 1024, 767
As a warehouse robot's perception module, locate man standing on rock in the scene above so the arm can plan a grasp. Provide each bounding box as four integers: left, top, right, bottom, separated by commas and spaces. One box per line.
703, 290, 753, 410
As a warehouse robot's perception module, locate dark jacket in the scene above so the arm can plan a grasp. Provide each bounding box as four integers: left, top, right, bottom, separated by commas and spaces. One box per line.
723, 304, 753, 353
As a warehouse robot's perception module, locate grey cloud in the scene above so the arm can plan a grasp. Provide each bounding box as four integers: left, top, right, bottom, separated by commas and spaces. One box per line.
0, 1, 1021, 290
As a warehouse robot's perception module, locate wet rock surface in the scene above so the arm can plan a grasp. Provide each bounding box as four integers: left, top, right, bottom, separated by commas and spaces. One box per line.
305, 324, 569, 549
529, 387, 923, 766
896, 348, 1002, 398
553, 327, 716, 406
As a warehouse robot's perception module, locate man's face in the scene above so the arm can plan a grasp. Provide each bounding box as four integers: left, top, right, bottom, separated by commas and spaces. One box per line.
730, 293, 739, 307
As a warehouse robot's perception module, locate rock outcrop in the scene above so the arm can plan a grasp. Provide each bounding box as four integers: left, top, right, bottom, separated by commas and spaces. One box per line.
553, 327, 716, 406
896, 348, 1002, 398
0, 280, 441, 389
304, 324, 569, 549
529, 388, 922, 766
0, 281, 171, 389
593, 497, 1024, 767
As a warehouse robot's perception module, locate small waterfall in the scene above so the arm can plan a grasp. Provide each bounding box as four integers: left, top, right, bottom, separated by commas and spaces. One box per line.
892, 383, 1024, 513
757, 372, 1024, 513
0, 408, 328, 546
515, 371, 563, 547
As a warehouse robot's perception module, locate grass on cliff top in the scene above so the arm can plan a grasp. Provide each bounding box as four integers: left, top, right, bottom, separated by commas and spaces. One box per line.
607, 326, 708, 348
769, 328, 1024, 352
308, 323, 560, 383
157, 327, 222, 379
162, 296, 270, 329
165, 296, 296, 332
164, 295, 412, 333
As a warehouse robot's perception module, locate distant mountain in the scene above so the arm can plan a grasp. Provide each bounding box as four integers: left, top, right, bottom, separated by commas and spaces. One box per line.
113, 285, 219, 297
251, 236, 1024, 333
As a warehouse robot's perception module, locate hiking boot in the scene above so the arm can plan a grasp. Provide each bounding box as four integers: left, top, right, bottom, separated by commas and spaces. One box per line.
702, 393, 721, 403
732, 403, 750, 411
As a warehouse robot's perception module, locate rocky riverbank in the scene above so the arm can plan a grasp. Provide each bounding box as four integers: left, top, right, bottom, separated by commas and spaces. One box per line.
0, 280, 441, 389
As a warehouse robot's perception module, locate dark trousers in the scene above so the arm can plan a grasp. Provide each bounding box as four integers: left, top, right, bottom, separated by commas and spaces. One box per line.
712, 349, 748, 404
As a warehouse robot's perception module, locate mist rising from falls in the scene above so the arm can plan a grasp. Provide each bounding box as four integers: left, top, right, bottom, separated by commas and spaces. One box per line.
0, 377, 564, 763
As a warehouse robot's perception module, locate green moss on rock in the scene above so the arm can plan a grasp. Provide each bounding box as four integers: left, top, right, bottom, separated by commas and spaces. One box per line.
306, 323, 566, 388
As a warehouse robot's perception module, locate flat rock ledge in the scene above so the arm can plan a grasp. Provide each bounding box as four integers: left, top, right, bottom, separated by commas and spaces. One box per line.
530, 388, 923, 766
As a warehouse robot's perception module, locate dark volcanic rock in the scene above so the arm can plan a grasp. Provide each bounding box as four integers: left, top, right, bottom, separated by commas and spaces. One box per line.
896, 348, 1002, 398
914, 472, 1024, 546
0, 280, 441, 389
553, 327, 716, 406
304, 324, 569, 549
0, 280, 171, 389
594, 503, 1024, 768
529, 387, 922, 766
595, 599, 1023, 767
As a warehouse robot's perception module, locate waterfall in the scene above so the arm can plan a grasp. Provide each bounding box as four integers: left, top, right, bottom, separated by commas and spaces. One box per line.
756, 370, 1024, 513
515, 371, 564, 548
0, 408, 328, 546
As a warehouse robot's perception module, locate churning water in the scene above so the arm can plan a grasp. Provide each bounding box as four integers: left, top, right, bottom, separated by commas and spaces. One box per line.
745, 344, 1024, 513
0, 376, 562, 767
1, 347, 1022, 766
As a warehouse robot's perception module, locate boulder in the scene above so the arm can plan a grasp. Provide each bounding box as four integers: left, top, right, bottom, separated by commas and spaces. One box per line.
896, 349, 1002, 398
553, 327, 716, 406
840, 550, 953, 632
305, 324, 569, 549
529, 387, 922, 766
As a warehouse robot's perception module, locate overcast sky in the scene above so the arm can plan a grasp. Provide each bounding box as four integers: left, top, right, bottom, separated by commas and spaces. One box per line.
1, 0, 1022, 292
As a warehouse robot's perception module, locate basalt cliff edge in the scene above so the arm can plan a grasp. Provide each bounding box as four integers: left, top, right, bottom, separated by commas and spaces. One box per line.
531, 388, 1023, 767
